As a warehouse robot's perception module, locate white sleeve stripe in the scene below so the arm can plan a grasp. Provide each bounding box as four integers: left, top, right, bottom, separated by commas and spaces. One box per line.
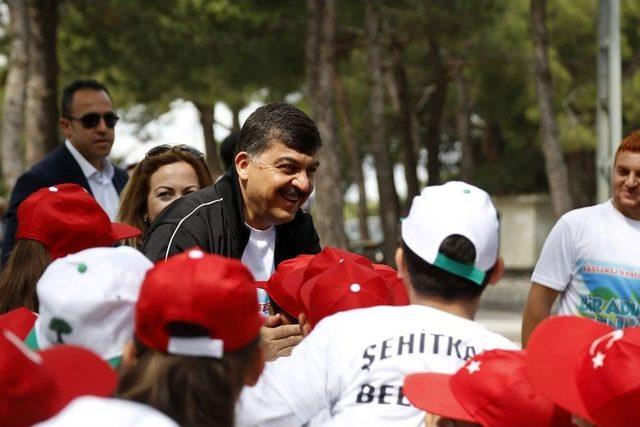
164, 197, 224, 261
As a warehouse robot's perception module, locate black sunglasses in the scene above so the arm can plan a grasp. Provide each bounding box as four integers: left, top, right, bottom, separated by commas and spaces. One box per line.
145, 144, 205, 159
68, 112, 119, 129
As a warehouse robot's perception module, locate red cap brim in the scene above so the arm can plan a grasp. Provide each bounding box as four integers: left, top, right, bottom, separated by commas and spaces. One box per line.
297, 273, 318, 315
404, 373, 476, 423
275, 267, 306, 318
372, 264, 409, 305
0, 308, 37, 340
110, 222, 142, 240
40, 345, 118, 414
525, 316, 611, 423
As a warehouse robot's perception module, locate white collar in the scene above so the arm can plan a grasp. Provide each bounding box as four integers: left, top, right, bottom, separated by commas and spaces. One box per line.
244, 222, 275, 234
65, 139, 114, 179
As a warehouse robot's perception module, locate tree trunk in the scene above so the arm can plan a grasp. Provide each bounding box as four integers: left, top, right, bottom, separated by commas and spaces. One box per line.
389, 36, 420, 206
482, 118, 502, 163
566, 149, 596, 208
195, 102, 222, 177
455, 70, 473, 182
305, 0, 320, 106
231, 104, 241, 132
335, 73, 370, 241
366, 0, 400, 265
530, 0, 573, 217
25, 0, 58, 166
305, 0, 347, 248
1, 0, 29, 190
424, 36, 448, 186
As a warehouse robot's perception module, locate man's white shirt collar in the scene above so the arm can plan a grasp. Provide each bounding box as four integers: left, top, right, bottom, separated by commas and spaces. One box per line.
65, 140, 114, 182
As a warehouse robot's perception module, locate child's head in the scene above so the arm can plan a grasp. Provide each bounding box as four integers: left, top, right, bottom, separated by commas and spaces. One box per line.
0, 329, 117, 427
27, 246, 153, 368
118, 249, 265, 427
398, 182, 502, 303
0, 184, 141, 313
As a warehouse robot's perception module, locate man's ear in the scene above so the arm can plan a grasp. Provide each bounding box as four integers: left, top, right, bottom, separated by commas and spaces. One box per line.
298, 312, 312, 337
395, 247, 408, 282
244, 347, 265, 387
235, 151, 250, 180
60, 117, 72, 139
487, 256, 505, 285
395, 247, 415, 302
121, 340, 138, 370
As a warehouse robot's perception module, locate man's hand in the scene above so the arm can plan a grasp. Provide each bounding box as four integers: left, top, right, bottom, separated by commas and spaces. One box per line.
521, 283, 560, 347
261, 314, 303, 361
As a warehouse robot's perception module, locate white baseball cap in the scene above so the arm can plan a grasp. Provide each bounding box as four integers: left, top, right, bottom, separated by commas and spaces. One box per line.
34, 396, 178, 427
26, 246, 153, 366
401, 181, 499, 285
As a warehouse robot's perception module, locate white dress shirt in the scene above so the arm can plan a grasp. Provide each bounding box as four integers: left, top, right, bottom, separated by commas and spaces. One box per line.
65, 140, 120, 220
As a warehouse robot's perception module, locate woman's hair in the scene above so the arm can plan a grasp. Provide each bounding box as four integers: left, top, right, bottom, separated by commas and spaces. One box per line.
117, 148, 213, 247
0, 239, 51, 313
117, 323, 261, 427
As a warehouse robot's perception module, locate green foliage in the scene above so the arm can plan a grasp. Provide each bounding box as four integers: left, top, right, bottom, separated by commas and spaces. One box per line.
58, 0, 306, 123
47, 0, 640, 199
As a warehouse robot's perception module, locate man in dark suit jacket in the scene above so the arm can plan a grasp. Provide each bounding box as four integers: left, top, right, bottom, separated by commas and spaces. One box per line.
2, 79, 128, 264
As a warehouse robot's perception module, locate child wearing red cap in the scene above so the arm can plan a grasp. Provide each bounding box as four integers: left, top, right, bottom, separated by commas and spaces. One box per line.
117, 249, 265, 426
403, 349, 574, 427
0, 184, 140, 314
0, 329, 117, 427
526, 316, 640, 427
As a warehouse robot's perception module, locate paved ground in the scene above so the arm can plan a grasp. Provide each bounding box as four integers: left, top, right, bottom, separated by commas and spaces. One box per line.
474, 271, 531, 346
476, 308, 523, 346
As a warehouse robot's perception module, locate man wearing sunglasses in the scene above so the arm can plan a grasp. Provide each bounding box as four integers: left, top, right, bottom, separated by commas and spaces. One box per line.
2, 79, 129, 265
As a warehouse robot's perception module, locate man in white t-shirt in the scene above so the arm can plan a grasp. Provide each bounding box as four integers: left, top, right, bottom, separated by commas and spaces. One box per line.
522, 131, 640, 346
236, 181, 518, 427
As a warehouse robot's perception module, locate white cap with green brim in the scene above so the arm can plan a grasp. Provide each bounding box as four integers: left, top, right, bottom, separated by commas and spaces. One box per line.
401, 181, 499, 285
28, 246, 153, 366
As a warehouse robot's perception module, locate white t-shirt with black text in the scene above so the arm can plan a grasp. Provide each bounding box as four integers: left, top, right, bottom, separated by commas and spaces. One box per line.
236, 304, 518, 427
532, 200, 640, 328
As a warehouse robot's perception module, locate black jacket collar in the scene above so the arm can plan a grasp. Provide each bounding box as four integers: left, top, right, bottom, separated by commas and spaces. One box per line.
217, 167, 251, 249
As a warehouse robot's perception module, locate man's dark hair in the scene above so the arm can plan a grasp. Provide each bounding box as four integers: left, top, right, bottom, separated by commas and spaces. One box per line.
235, 102, 322, 158
220, 132, 239, 170
61, 79, 112, 118
402, 235, 494, 301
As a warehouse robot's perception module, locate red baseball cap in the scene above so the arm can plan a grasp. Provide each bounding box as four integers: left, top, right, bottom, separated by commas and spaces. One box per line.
404, 349, 574, 427
16, 184, 140, 259
264, 254, 313, 319
302, 247, 373, 284
0, 329, 117, 427
299, 259, 395, 327
0, 307, 37, 340
372, 263, 410, 305
525, 316, 640, 427
135, 249, 264, 357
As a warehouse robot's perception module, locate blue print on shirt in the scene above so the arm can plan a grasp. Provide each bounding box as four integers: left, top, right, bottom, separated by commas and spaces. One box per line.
576, 258, 640, 328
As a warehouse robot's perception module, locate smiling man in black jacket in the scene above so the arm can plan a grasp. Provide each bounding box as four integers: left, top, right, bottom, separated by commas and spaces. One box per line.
142, 102, 322, 359
142, 101, 321, 263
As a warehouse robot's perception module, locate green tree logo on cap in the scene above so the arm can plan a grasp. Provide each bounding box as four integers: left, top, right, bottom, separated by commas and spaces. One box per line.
49, 317, 72, 344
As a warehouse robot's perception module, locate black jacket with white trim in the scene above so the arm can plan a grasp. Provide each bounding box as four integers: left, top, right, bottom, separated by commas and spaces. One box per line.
142, 168, 321, 263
